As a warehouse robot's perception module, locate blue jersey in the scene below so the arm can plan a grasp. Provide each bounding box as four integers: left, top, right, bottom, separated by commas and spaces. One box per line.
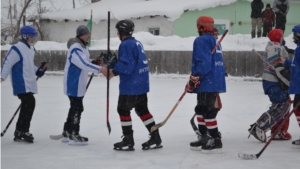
113, 37, 149, 95
191, 34, 226, 93
286, 40, 300, 94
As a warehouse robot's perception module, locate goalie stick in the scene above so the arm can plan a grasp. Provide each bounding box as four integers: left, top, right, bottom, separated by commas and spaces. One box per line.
238, 102, 300, 160
151, 29, 229, 133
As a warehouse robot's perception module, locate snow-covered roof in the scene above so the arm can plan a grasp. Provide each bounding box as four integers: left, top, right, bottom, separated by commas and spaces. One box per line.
40, 0, 237, 23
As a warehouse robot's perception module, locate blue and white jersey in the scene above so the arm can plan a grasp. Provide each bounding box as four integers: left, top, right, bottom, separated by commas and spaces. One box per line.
1, 40, 38, 95
64, 38, 101, 97
285, 40, 300, 94
191, 34, 226, 93
113, 37, 149, 95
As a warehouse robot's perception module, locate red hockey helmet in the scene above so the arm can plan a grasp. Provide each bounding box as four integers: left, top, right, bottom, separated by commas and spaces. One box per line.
196, 16, 214, 33
268, 29, 283, 42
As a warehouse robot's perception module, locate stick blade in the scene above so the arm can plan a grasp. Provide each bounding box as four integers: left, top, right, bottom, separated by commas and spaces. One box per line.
107, 122, 111, 135
1, 133, 4, 137
238, 153, 258, 160
49, 135, 63, 140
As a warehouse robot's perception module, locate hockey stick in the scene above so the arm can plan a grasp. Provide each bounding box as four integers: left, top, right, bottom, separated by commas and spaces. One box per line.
190, 61, 230, 134
106, 11, 111, 135
151, 29, 229, 133
238, 102, 300, 160
190, 114, 199, 135
252, 49, 290, 88
50, 69, 96, 140
1, 60, 49, 137
49, 74, 95, 140
252, 49, 275, 69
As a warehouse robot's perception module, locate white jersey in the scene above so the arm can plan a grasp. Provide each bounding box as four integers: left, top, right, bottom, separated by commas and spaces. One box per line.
262, 41, 289, 82
1, 41, 38, 95
63, 40, 101, 97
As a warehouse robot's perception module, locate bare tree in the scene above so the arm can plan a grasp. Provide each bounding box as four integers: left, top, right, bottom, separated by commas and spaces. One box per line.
12, 0, 32, 44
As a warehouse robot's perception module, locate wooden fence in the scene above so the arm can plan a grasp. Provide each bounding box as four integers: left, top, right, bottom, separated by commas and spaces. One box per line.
1, 50, 294, 76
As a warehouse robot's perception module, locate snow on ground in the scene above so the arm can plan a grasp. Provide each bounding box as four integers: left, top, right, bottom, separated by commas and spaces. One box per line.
1, 74, 299, 169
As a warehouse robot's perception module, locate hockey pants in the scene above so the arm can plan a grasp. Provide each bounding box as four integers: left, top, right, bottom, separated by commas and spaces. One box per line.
117, 94, 156, 135
16, 93, 35, 133
64, 96, 84, 134
195, 92, 222, 138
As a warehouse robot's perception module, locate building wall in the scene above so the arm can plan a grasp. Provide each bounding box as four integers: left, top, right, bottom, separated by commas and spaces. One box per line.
174, 0, 300, 37
40, 16, 173, 42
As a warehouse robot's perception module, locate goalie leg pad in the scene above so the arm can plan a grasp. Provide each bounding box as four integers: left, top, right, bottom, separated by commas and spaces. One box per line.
256, 101, 291, 132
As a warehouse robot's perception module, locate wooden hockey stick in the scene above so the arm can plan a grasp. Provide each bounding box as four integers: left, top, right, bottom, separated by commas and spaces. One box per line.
151, 29, 229, 133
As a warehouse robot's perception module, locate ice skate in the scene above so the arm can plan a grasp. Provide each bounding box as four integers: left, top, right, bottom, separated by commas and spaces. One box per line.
114, 132, 135, 151
141, 130, 162, 150
201, 133, 222, 154
61, 130, 70, 142
68, 133, 88, 145
190, 133, 210, 151
248, 123, 266, 142
13, 130, 34, 143
292, 138, 300, 149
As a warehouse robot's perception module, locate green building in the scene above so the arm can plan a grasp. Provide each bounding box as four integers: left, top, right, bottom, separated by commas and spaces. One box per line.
174, 0, 300, 37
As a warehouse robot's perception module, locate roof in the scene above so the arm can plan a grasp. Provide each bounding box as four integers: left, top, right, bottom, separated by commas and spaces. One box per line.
39, 0, 237, 23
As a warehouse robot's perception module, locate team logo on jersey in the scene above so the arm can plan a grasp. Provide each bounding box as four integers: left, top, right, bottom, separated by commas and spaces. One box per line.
139, 67, 148, 74
143, 59, 148, 64
215, 61, 224, 66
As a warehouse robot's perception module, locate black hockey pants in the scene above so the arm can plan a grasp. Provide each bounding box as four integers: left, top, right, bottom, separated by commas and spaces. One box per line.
117, 94, 155, 135
195, 92, 220, 138
64, 96, 84, 135
16, 93, 35, 133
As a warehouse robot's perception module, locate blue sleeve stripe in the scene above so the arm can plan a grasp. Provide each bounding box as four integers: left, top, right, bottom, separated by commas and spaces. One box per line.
10, 46, 26, 95
69, 48, 98, 70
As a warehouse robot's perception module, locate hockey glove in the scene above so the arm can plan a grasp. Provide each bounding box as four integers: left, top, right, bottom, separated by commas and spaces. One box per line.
107, 53, 117, 69
185, 75, 200, 93
36, 61, 47, 78
91, 57, 101, 66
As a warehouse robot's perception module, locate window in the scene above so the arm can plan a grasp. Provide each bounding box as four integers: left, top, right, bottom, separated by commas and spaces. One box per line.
149, 28, 160, 36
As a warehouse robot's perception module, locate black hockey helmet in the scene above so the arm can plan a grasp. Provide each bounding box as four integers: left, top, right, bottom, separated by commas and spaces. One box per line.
115, 19, 134, 37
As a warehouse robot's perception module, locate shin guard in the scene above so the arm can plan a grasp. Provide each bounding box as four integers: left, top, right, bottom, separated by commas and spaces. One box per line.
256, 101, 291, 132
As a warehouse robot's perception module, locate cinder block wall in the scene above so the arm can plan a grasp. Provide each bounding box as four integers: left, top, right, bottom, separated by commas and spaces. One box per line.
0, 50, 294, 77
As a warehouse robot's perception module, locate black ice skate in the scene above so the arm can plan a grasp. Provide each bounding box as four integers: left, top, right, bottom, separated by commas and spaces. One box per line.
61, 130, 70, 142
248, 123, 266, 142
114, 132, 135, 151
190, 133, 210, 151
141, 130, 163, 150
13, 130, 34, 143
292, 138, 300, 149
201, 134, 223, 154
68, 133, 88, 145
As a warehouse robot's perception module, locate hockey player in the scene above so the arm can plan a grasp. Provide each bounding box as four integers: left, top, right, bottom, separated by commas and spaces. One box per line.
280, 24, 300, 148
1, 25, 47, 143
248, 29, 291, 142
186, 16, 226, 154
61, 25, 106, 145
105, 19, 162, 151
